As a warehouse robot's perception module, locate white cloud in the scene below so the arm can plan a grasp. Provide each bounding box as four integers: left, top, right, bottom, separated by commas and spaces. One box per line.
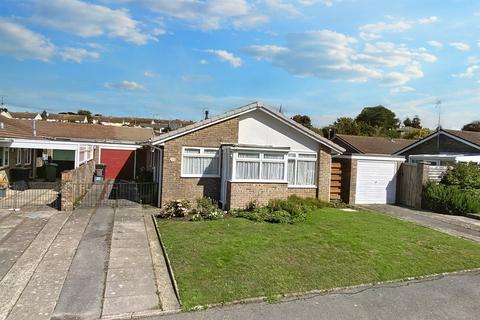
206, 49, 242, 68
181, 74, 212, 82
359, 32, 381, 41
0, 19, 55, 61
427, 40, 443, 48
245, 30, 436, 86
449, 42, 470, 51
30, 0, 153, 44
359, 16, 438, 38
109, 0, 267, 31
143, 71, 158, 77
264, 0, 302, 15
390, 86, 415, 94
60, 47, 100, 63
452, 65, 479, 78
104, 80, 146, 90
199, 59, 208, 65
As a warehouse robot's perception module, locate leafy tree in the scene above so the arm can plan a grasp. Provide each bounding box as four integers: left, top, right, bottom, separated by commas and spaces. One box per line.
292, 115, 313, 129
441, 162, 480, 190
402, 128, 432, 139
411, 115, 422, 129
355, 105, 400, 130
462, 121, 480, 132
77, 109, 93, 123
403, 117, 413, 127
40, 110, 48, 120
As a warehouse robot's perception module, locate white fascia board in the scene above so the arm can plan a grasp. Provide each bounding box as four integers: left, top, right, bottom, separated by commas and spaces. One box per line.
9, 139, 79, 150
335, 154, 406, 162
95, 143, 140, 150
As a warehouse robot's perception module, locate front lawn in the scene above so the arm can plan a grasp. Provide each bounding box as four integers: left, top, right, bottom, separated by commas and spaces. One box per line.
158, 208, 480, 309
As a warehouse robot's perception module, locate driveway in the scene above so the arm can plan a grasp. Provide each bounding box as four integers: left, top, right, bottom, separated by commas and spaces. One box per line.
0, 197, 178, 320
363, 204, 480, 242
147, 271, 480, 320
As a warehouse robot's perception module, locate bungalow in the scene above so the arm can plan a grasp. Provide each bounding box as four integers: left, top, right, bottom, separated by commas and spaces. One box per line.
330, 134, 416, 205
148, 102, 345, 209
394, 129, 480, 164
0, 116, 154, 184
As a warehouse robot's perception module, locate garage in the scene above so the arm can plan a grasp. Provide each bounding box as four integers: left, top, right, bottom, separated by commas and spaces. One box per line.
355, 159, 398, 204
100, 148, 136, 180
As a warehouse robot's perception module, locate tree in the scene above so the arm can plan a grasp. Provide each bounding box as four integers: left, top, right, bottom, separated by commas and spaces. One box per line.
77, 109, 93, 123
411, 115, 422, 129
355, 105, 400, 130
40, 110, 48, 120
403, 117, 413, 127
462, 121, 480, 132
403, 128, 432, 139
292, 114, 313, 129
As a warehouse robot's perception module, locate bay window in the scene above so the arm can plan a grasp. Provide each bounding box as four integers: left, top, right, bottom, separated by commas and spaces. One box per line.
287, 153, 317, 187
234, 151, 286, 181
181, 147, 220, 177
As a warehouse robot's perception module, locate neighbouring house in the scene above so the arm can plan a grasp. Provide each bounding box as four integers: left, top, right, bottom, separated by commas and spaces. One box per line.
330, 134, 417, 205
94, 115, 192, 133
0, 116, 154, 184
46, 113, 88, 123
394, 129, 480, 165
147, 102, 345, 209
7, 111, 43, 121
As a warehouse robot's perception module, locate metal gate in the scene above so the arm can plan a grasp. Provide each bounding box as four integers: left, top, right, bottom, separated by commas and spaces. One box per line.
0, 181, 61, 210
74, 181, 158, 208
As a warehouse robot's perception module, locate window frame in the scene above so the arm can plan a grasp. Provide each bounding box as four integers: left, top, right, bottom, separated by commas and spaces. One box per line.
16, 148, 22, 166
79, 145, 94, 165
23, 149, 32, 165
287, 152, 318, 188
232, 150, 288, 183
0, 147, 8, 168
181, 146, 221, 178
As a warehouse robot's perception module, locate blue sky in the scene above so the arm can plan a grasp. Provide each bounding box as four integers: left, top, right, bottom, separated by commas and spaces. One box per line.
0, 0, 479, 129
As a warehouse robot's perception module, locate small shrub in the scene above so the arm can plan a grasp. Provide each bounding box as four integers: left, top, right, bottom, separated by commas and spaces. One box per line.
159, 199, 191, 218
245, 200, 259, 212
191, 197, 225, 221
441, 162, 480, 190
422, 181, 480, 215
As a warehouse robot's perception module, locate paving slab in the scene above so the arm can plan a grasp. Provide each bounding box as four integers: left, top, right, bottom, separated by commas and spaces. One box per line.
6, 209, 94, 320
0, 217, 49, 279
0, 212, 69, 320
52, 207, 114, 320
102, 294, 160, 316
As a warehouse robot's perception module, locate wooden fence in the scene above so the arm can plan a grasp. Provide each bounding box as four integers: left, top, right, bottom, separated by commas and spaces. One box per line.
330, 161, 342, 201
397, 163, 448, 208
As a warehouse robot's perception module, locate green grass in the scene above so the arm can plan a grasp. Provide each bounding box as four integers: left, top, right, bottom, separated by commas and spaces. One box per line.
158, 208, 480, 309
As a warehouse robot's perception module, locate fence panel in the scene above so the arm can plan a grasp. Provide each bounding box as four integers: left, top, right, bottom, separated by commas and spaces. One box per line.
397, 163, 419, 208
73, 181, 158, 208
0, 181, 61, 210
428, 166, 448, 181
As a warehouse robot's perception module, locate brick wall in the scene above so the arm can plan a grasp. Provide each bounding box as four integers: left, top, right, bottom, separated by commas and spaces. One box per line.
227, 182, 289, 209
61, 159, 95, 211
287, 187, 317, 198
317, 144, 332, 202
161, 118, 239, 206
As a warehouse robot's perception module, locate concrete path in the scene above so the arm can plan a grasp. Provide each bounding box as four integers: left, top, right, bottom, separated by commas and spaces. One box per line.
150, 271, 480, 320
363, 204, 480, 242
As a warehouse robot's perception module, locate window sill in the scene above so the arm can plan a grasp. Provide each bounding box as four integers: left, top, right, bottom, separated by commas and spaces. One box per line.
288, 185, 317, 189
230, 179, 288, 184
181, 174, 220, 178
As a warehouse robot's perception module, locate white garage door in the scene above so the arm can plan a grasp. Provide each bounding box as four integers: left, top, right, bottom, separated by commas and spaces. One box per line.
355, 160, 397, 204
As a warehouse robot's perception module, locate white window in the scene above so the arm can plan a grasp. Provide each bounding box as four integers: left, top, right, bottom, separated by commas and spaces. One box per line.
234, 151, 286, 182
79, 145, 93, 164
287, 153, 317, 187
181, 147, 220, 177
16, 149, 22, 165
23, 149, 32, 165
0, 147, 9, 168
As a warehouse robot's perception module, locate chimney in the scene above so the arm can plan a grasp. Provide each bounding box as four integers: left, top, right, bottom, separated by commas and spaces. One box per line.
204, 110, 209, 120
33, 120, 37, 137
0, 122, 4, 129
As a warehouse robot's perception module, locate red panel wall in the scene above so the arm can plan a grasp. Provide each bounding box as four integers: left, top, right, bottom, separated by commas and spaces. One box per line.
100, 149, 134, 180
